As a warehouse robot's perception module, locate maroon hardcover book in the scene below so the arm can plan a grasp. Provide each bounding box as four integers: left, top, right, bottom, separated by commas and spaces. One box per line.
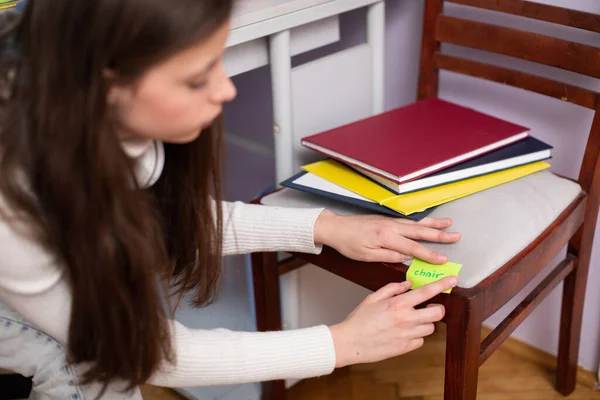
301, 98, 530, 184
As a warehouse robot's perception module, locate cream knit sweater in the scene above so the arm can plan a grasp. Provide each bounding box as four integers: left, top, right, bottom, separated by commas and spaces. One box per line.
0, 138, 336, 387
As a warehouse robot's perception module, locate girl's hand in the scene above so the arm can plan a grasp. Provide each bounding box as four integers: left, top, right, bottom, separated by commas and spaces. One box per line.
314, 210, 461, 264
329, 277, 456, 368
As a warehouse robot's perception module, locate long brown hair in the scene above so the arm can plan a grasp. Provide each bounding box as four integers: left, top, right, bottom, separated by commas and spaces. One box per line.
0, 0, 232, 390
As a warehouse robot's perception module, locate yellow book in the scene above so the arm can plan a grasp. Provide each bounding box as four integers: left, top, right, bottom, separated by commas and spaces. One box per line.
302, 159, 550, 215
0, 0, 18, 8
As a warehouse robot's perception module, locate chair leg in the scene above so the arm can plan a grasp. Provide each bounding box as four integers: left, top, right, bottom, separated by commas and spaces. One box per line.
251, 252, 287, 400
444, 295, 484, 400
557, 210, 597, 396
556, 268, 582, 395
557, 229, 594, 395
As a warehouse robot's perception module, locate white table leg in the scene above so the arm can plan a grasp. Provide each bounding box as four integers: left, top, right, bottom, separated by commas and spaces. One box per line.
367, 1, 386, 114
269, 29, 300, 336
269, 29, 294, 185
267, 2, 386, 334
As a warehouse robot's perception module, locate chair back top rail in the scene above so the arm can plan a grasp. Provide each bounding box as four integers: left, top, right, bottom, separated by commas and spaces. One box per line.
447, 0, 600, 33
435, 15, 600, 80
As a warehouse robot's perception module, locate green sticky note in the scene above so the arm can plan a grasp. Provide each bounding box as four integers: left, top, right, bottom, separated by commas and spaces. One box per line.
406, 258, 462, 293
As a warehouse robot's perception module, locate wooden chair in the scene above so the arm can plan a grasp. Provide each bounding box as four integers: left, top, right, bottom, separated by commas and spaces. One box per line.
251, 1, 600, 399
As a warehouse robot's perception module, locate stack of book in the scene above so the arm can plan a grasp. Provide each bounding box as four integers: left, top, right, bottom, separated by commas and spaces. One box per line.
281, 98, 552, 221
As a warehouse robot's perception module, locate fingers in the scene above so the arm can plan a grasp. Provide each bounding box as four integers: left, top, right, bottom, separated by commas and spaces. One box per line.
401, 276, 458, 306
383, 237, 448, 264
365, 281, 412, 304
407, 241, 448, 264
363, 249, 412, 264
407, 337, 425, 352
397, 217, 454, 229
406, 323, 436, 339
410, 304, 446, 324
419, 217, 453, 229
377, 225, 459, 264
397, 223, 461, 243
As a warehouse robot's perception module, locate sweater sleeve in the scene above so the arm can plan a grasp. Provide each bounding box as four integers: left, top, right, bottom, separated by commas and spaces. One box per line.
150, 322, 335, 387
220, 200, 325, 256
0, 213, 336, 387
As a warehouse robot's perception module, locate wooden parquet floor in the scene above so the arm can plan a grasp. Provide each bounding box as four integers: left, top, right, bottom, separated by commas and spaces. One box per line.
141, 324, 600, 400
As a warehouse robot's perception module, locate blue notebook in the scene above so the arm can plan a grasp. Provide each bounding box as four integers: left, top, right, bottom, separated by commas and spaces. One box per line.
280, 171, 436, 221
353, 136, 553, 194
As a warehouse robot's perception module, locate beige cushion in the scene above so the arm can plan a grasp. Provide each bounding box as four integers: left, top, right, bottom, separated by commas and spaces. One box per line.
261, 171, 582, 288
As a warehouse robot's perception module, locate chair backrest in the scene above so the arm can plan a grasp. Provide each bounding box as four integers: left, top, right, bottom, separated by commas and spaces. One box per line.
417, 0, 600, 206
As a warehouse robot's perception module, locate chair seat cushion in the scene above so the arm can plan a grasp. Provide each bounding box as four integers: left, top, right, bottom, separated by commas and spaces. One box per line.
261, 171, 582, 288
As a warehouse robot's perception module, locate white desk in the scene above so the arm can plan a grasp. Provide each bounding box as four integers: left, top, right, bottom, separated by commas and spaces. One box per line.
229, 0, 381, 46
231, 0, 337, 31
224, 0, 385, 184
